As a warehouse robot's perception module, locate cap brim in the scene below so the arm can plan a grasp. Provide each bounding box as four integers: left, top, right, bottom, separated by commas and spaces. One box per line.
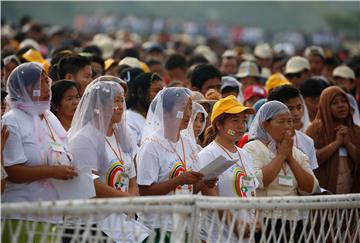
226, 105, 255, 115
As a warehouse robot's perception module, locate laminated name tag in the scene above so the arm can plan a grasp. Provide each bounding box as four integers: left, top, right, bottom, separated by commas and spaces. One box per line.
50, 141, 66, 153
278, 175, 294, 187
339, 147, 348, 157
241, 176, 256, 188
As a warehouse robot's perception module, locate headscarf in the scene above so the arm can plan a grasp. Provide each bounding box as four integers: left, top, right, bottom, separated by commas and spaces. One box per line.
6, 62, 51, 116
191, 102, 208, 138
306, 86, 360, 193
69, 76, 135, 169
142, 87, 194, 142
5, 62, 68, 161
248, 100, 290, 154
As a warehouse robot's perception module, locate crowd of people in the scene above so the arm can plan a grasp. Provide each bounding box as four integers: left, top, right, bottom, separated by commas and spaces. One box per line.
1, 16, 360, 242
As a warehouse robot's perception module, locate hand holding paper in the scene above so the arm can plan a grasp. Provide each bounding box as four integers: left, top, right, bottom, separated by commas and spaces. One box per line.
199, 155, 236, 180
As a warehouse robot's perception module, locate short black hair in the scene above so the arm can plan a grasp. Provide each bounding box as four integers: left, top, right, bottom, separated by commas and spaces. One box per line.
268, 85, 301, 103
165, 53, 187, 70
190, 64, 221, 90
188, 54, 209, 67
57, 55, 91, 80
121, 48, 140, 60
83, 45, 103, 58
90, 55, 105, 70
146, 59, 162, 68
300, 78, 329, 98
51, 80, 80, 115
221, 86, 239, 95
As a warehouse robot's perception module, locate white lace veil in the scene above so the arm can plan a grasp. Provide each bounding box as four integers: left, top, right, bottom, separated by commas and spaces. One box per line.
248, 100, 290, 154
6, 62, 51, 116
69, 76, 135, 158
5, 62, 69, 164
142, 87, 194, 142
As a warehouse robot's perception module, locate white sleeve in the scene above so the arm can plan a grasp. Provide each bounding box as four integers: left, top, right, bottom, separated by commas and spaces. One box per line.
1, 165, 8, 180
136, 143, 160, 186
241, 150, 260, 188
295, 150, 319, 195
3, 123, 27, 167
69, 135, 99, 171
307, 139, 319, 170
243, 142, 265, 189
128, 157, 136, 179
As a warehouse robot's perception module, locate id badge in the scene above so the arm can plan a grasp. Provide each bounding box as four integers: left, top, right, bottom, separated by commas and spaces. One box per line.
339, 147, 348, 157
240, 176, 256, 197
278, 175, 294, 187
119, 173, 129, 192
175, 185, 192, 195
50, 141, 66, 153
242, 176, 255, 188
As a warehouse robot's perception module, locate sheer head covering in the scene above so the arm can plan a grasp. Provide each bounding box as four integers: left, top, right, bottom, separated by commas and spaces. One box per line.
305, 86, 360, 193
249, 100, 290, 154
6, 62, 51, 116
5, 62, 68, 163
142, 87, 194, 143
191, 102, 208, 138
69, 76, 134, 156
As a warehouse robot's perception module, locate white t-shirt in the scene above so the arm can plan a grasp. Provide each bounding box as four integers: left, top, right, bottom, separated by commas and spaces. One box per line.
98, 134, 136, 192
294, 130, 319, 170
2, 109, 71, 223
199, 141, 259, 198
136, 133, 200, 230
198, 141, 258, 242
69, 124, 105, 171
126, 109, 146, 146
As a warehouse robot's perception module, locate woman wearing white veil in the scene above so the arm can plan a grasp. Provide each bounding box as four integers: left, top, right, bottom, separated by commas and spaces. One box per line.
136, 87, 204, 234
2, 62, 78, 240
69, 76, 138, 197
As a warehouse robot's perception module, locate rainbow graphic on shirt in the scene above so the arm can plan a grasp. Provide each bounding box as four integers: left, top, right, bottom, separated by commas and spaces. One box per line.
233, 166, 247, 197
169, 161, 186, 179
169, 161, 192, 192
106, 161, 127, 191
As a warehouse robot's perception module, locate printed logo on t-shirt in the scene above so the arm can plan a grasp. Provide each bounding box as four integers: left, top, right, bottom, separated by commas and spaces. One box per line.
169, 161, 192, 193
106, 161, 129, 192
232, 166, 248, 197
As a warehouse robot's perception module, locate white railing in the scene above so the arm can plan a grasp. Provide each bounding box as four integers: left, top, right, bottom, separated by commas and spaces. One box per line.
2, 194, 360, 243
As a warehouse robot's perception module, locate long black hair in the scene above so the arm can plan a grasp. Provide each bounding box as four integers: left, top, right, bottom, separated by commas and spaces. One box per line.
126, 72, 162, 110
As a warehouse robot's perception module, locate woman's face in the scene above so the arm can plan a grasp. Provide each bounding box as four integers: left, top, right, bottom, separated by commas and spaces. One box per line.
218, 112, 247, 142
148, 79, 164, 104
31, 71, 51, 102
263, 112, 293, 143
55, 86, 80, 120
330, 93, 349, 121
178, 97, 193, 131
193, 112, 204, 138
111, 92, 124, 124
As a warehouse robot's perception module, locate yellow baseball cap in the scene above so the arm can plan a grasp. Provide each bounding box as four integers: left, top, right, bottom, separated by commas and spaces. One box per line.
22, 49, 50, 72
265, 73, 292, 92
211, 95, 255, 123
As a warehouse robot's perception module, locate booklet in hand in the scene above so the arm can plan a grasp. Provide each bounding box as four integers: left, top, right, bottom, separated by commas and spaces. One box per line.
199, 155, 237, 180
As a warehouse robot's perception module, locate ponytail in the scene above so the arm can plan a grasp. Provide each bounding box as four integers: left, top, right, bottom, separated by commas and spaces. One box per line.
202, 113, 233, 147
203, 125, 217, 147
